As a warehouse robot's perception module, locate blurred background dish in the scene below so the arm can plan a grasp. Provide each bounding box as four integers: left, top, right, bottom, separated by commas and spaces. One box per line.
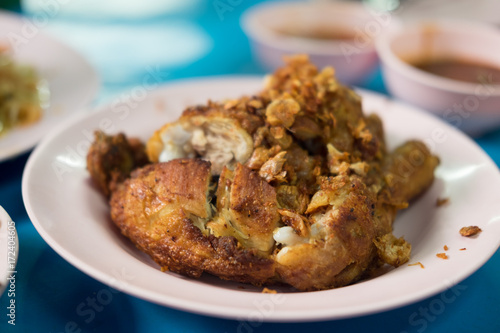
376, 19, 500, 136
391, 0, 500, 26
0, 10, 99, 162
22, 0, 204, 20
0, 47, 46, 137
241, 0, 399, 85
21, 0, 212, 100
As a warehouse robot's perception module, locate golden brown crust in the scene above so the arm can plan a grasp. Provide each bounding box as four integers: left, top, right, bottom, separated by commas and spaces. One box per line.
110, 159, 275, 284
86, 131, 148, 197
275, 175, 378, 290
229, 163, 280, 252
382, 140, 439, 204
206, 163, 280, 254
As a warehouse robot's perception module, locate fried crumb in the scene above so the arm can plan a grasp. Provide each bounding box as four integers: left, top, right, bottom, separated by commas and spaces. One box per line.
443, 245, 448, 251
408, 262, 425, 269
459, 248, 466, 251
436, 253, 448, 259
238, 286, 246, 290
460, 226, 482, 237
436, 197, 450, 207
262, 287, 277, 294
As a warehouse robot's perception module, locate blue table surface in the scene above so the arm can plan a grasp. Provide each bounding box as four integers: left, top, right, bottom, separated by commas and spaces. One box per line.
1, 1, 499, 332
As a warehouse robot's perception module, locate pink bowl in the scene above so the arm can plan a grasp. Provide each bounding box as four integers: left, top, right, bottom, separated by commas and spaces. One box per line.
376, 20, 500, 135
241, 1, 399, 85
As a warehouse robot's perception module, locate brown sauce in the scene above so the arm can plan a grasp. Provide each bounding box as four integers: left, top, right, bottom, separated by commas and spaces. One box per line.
275, 27, 356, 41
411, 58, 500, 84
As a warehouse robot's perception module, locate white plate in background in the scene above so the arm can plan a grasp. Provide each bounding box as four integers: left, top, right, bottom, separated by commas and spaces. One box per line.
22, 77, 500, 321
0, 10, 99, 162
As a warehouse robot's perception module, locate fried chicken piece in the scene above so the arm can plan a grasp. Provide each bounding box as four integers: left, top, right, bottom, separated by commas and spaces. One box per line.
207, 163, 280, 254
110, 159, 275, 283
273, 138, 437, 290
147, 102, 259, 175
273, 175, 377, 290
88, 55, 440, 291
370, 140, 439, 236
382, 140, 440, 203
86, 131, 148, 197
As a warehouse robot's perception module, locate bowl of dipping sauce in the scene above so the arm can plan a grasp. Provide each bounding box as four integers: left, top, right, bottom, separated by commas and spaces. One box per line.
241, 1, 399, 85
376, 20, 500, 135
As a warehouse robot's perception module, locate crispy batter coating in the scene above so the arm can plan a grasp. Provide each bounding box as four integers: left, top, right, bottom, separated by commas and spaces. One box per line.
89, 55, 440, 291
275, 175, 378, 290
207, 163, 280, 254
382, 141, 439, 204
374, 233, 411, 267
110, 159, 275, 283
86, 131, 148, 197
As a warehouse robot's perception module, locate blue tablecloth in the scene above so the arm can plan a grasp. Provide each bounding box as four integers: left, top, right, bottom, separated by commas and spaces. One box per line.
1, 1, 499, 332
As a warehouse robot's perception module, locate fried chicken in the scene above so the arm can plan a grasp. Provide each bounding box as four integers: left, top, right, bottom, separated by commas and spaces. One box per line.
110, 159, 275, 283
86, 131, 148, 197
87, 55, 439, 291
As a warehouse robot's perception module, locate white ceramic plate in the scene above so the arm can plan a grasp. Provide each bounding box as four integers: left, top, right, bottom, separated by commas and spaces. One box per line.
22, 77, 500, 322
0, 10, 99, 162
0, 206, 18, 296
